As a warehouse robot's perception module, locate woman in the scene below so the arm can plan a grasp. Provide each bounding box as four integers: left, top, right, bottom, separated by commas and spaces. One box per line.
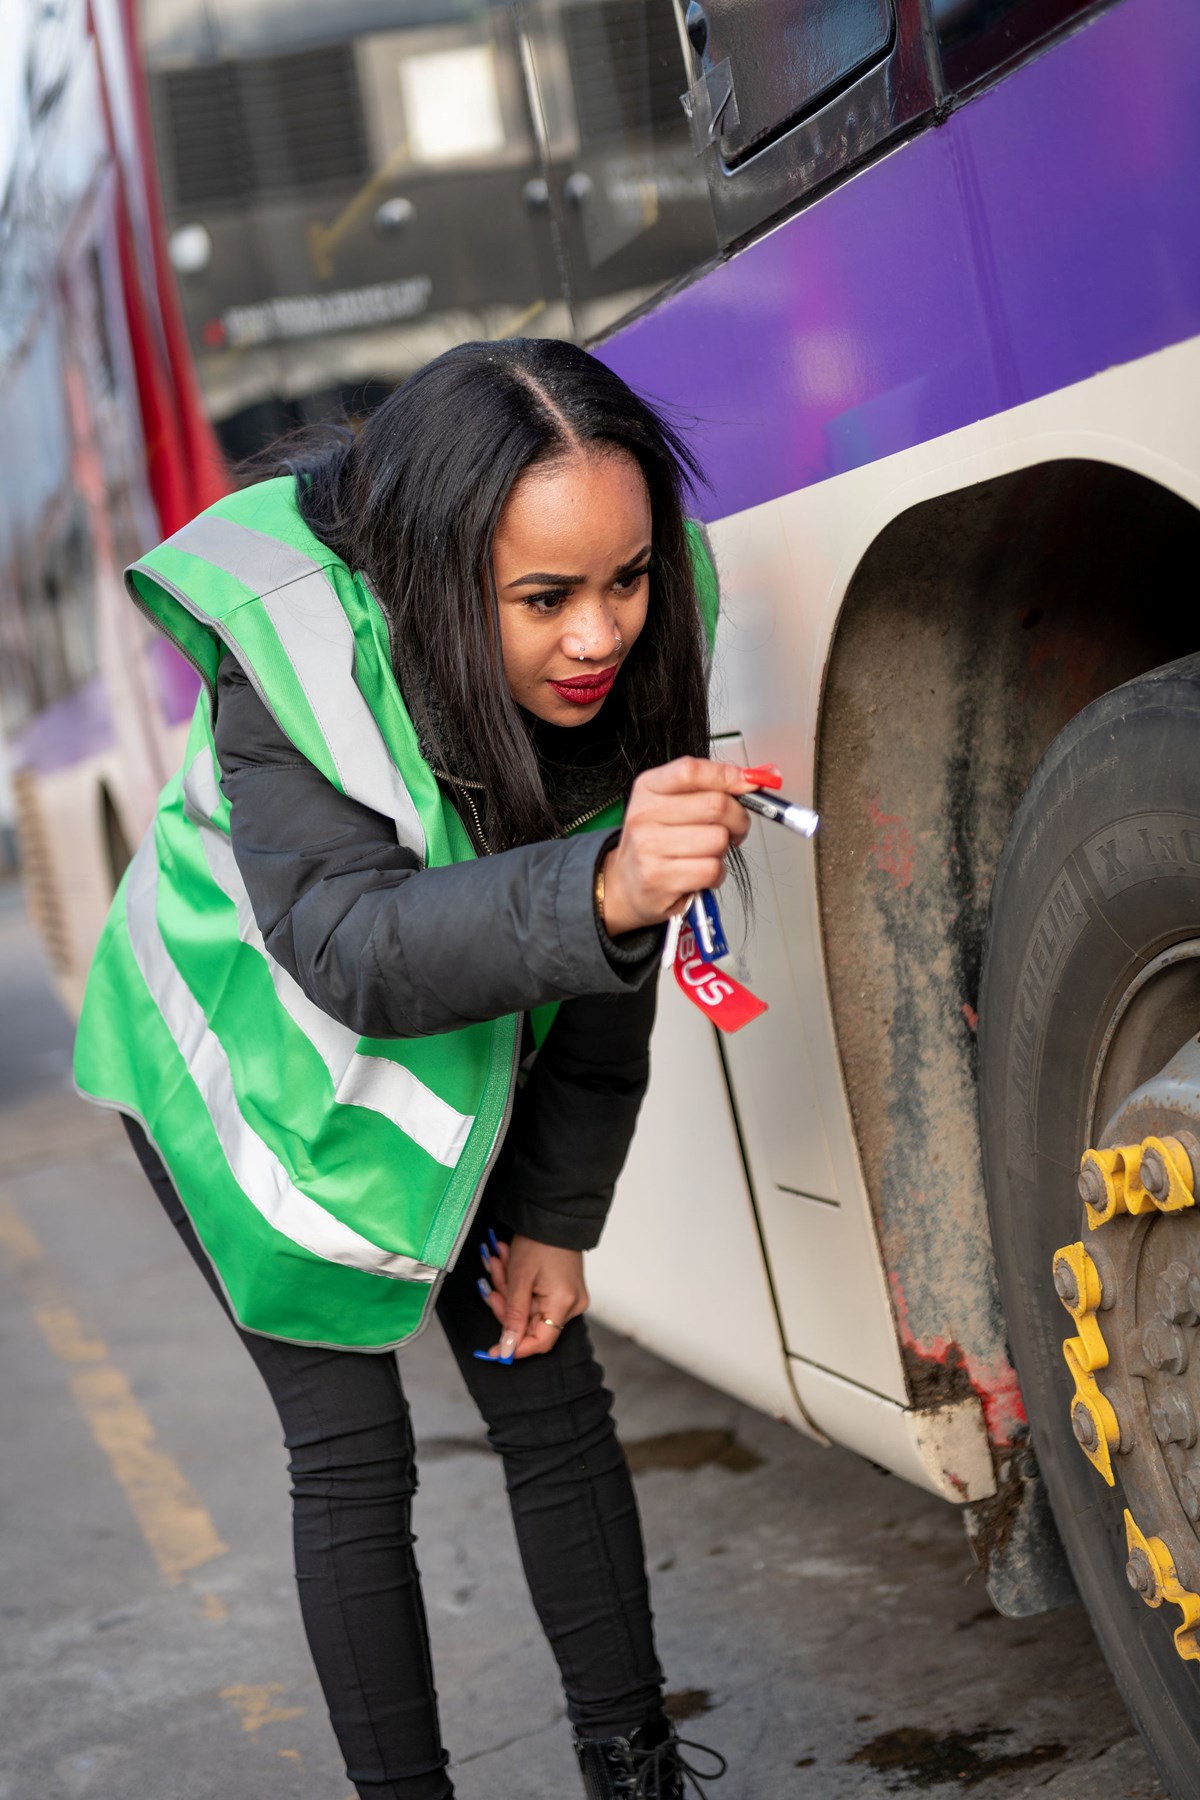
75, 337, 766, 1798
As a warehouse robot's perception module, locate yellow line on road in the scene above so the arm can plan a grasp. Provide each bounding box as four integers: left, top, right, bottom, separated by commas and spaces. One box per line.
0, 1190, 228, 1584
218, 1683, 306, 1733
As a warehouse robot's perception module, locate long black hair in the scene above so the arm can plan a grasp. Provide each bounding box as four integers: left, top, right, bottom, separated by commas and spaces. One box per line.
250, 338, 711, 848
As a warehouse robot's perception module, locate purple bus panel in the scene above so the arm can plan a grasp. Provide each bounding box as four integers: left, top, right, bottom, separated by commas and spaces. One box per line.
600, 0, 1200, 523
11, 643, 200, 779
11, 677, 115, 777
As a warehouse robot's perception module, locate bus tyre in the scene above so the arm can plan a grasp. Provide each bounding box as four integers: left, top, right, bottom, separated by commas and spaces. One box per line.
979, 652, 1200, 1800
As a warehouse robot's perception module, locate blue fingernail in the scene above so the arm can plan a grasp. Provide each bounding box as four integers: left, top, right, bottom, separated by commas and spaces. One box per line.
477, 1277, 491, 1300
479, 1242, 490, 1267
488, 1228, 500, 1254
499, 1354, 514, 1365
472, 1349, 496, 1362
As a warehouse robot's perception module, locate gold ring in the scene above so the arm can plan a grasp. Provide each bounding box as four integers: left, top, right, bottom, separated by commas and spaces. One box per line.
541, 1316, 563, 1331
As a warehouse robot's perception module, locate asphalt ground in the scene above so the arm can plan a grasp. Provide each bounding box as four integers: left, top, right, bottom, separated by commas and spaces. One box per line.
0, 879, 1170, 1800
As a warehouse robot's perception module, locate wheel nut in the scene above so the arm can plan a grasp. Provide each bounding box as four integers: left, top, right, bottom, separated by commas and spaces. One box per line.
1151, 1390, 1199, 1448
1156, 1261, 1199, 1326
1072, 1402, 1099, 1452
1079, 1161, 1107, 1210
1054, 1259, 1080, 1309
1143, 1317, 1189, 1375
1141, 1145, 1171, 1202
1126, 1545, 1158, 1601
1091, 1242, 1118, 1309
1180, 1466, 1200, 1523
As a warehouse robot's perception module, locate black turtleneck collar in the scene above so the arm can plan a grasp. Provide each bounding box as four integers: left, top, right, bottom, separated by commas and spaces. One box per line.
392, 631, 628, 844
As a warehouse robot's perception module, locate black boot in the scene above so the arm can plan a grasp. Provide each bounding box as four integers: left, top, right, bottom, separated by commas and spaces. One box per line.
574, 1715, 727, 1798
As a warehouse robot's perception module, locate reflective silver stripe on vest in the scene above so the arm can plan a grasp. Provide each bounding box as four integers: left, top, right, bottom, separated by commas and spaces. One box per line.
168, 515, 425, 860
124, 831, 439, 1283
183, 750, 473, 1170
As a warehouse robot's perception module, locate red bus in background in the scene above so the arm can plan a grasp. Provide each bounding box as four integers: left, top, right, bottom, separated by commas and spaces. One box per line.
0, 0, 223, 1004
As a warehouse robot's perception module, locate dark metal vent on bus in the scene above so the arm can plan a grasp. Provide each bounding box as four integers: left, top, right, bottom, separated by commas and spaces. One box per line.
157, 45, 369, 210
562, 1, 689, 149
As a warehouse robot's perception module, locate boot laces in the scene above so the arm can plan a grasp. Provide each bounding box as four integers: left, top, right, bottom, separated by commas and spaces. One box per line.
630, 1734, 728, 1798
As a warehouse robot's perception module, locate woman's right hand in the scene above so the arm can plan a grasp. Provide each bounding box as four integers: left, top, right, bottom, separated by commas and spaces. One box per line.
601, 757, 773, 935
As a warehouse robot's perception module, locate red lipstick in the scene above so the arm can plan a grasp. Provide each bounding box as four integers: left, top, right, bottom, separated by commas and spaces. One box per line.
549, 664, 619, 706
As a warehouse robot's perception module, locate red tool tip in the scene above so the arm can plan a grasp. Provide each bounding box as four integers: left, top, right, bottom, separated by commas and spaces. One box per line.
741, 765, 783, 790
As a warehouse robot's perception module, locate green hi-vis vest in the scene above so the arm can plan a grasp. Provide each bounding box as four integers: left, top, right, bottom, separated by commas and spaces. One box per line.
74, 477, 720, 1351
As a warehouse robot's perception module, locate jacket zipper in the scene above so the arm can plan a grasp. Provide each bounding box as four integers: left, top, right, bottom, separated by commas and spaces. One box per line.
433, 771, 493, 855
561, 795, 622, 835
433, 769, 622, 855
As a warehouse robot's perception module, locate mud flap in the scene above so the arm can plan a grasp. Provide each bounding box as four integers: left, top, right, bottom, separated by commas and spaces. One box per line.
965, 1452, 1077, 1618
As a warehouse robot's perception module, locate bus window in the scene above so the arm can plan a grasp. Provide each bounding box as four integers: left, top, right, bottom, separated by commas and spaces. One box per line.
520, 0, 720, 341
664, 0, 935, 257
933, 0, 1102, 93
140, 0, 572, 460
686, 0, 894, 166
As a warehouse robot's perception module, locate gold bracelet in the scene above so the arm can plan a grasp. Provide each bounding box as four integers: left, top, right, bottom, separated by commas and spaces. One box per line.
593, 855, 606, 932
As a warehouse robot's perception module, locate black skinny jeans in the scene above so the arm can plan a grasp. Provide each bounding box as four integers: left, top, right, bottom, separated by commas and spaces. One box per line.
123, 1120, 664, 1798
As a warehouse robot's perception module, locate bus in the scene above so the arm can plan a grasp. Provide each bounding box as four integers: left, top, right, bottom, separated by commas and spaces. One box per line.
2, 0, 1198, 1787
0, 0, 225, 997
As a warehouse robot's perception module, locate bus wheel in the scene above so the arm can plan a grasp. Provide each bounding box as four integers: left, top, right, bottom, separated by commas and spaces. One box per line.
979, 653, 1200, 1799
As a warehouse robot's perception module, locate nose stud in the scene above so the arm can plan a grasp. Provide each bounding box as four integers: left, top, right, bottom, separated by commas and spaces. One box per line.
571, 632, 623, 663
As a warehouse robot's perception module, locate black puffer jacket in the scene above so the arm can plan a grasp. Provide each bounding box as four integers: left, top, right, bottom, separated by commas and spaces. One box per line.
213, 656, 661, 1253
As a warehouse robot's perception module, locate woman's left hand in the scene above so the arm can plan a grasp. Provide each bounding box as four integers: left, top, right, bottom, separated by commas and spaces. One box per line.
478, 1233, 588, 1360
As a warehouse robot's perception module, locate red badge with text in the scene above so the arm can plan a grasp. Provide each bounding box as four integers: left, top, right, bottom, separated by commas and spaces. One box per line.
673, 923, 768, 1033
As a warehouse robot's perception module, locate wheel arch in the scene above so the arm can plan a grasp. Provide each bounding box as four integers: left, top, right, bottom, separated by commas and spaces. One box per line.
14, 750, 134, 1017
814, 455, 1200, 1447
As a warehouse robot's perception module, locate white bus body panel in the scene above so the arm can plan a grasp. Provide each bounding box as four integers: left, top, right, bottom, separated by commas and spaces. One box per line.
593, 332, 1200, 1494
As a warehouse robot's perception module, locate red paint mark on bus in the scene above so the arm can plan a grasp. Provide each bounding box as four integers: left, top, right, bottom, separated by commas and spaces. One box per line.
888, 1272, 1027, 1446
967, 1364, 1027, 1445
868, 797, 915, 889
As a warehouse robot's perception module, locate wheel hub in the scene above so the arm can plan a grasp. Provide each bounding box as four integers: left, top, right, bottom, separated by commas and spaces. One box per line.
1055, 1023, 1200, 1664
